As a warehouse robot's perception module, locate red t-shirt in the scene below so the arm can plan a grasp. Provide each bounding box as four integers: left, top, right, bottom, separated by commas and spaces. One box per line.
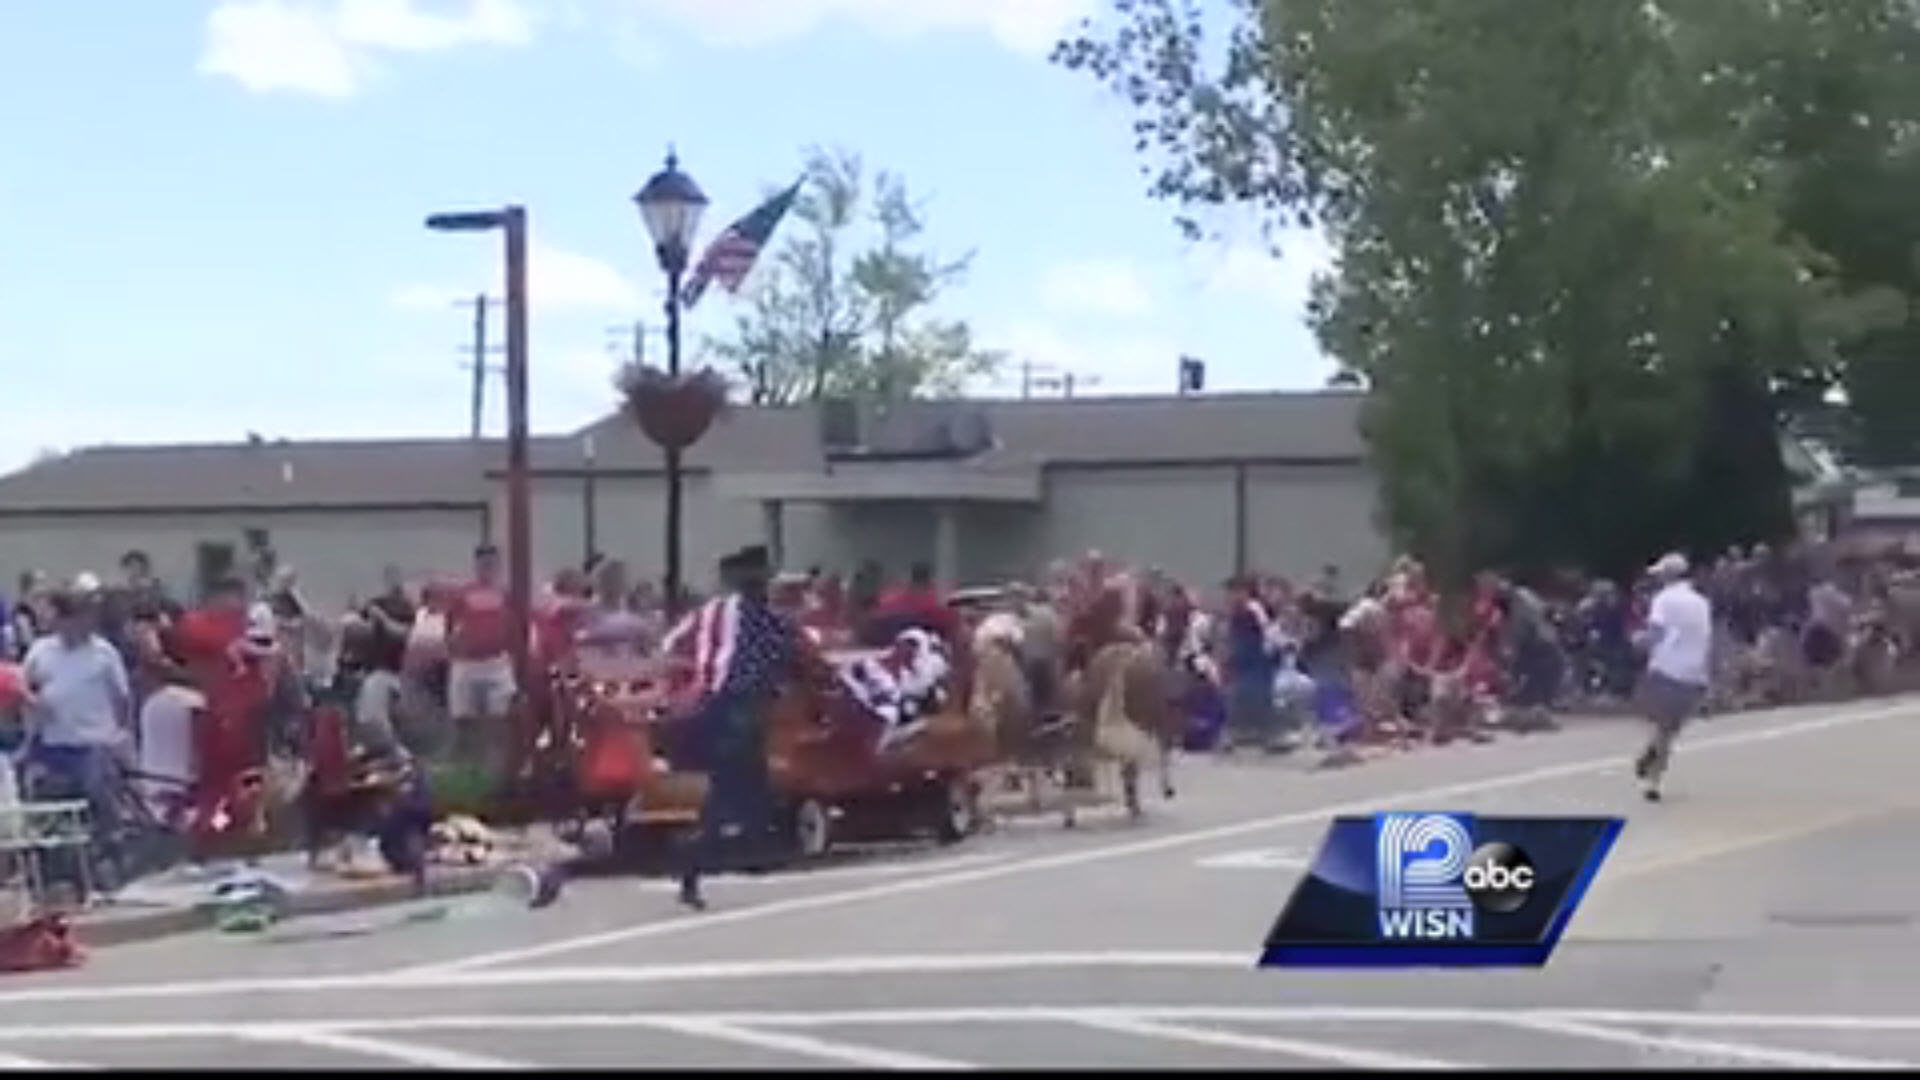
170, 607, 271, 721
534, 597, 589, 664
0, 664, 24, 712
447, 582, 511, 661
875, 585, 959, 640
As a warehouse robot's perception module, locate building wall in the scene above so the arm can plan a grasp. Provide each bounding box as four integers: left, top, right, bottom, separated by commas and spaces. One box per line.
0, 506, 486, 610
1242, 463, 1391, 583
509, 461, 1389, 591
1034, 462, 1389, 587
0, 462, 1386, 615
518, 474, 792, 590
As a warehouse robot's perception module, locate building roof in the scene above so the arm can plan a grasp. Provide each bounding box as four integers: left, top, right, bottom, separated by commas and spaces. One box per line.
552, 391, 1367, 472
0, 391, 1367, 514
0, 439, 494, 513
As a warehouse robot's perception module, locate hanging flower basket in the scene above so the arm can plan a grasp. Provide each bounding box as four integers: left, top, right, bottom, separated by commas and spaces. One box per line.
617, 364, 730, 451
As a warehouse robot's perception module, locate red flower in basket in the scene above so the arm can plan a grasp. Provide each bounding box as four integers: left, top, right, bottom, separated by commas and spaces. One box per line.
617, 363, 730, 451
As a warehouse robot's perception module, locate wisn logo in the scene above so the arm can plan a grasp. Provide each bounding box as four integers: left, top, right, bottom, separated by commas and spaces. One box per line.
1259, 811, 1622, 968
1375, 812, 1539, 940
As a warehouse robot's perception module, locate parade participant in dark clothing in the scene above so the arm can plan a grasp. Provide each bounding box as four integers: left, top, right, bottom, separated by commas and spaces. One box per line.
1221, 575, 1282, 749
98, 550, 181, 676
1295, 585, 1346, 682
1496, 580, 1562, 730
360, 566, 418, 676
674, 545, 798, 912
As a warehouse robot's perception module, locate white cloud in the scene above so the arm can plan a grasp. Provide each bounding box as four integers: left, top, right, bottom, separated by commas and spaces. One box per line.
391, 245, 638, 313
620, 0, 1091, 55
1038, 258, 1154, 318
199, 0, 536, 98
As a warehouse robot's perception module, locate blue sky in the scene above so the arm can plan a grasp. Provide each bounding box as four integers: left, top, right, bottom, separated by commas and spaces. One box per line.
0, 0, 1332, 472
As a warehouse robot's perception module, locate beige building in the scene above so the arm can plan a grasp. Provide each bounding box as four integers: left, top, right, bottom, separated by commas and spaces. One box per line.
0, 391, 1388, 609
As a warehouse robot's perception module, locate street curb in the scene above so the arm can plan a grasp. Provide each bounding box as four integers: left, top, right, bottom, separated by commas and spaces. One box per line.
77, 865, 503, 949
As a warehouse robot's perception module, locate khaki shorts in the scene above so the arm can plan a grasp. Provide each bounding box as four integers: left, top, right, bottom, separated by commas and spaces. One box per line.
1641, 670, 1707, 735
447, 656, 516, 719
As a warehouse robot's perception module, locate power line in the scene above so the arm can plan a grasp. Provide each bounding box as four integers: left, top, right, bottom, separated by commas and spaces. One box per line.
606, 320, 667, 366
1018, 358, 1102, 399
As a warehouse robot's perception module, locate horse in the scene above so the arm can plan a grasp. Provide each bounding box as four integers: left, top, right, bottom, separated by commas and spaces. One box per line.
968, 612, 1059, 809
1062, 638, 1179, 824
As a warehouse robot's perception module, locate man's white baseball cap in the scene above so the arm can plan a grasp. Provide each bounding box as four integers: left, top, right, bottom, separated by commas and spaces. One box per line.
1648, 552, 1690, 578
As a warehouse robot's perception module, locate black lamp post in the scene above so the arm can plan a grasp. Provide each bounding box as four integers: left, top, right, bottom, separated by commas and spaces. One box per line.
425, 205, 532, 781
632, 152, 709, 615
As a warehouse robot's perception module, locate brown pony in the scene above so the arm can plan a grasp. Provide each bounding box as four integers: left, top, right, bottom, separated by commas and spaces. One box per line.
1058, 575, 1179, 823
1069, 639, 1178, 820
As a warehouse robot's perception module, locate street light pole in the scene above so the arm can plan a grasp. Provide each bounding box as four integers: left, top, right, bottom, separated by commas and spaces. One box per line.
426, 204, 534, 785
501, 205, 532, 712
663, 260, 685, 613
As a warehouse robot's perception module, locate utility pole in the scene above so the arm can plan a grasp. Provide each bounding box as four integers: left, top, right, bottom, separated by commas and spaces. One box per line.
1025, 364, 1101, 400
458, 294, 505, 438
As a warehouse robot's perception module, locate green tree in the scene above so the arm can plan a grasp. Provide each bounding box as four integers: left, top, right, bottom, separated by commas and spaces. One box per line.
1056, 0, 1904, 579
709, 147, 1000, 404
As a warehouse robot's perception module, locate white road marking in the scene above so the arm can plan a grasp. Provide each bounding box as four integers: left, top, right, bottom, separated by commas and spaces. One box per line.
243, 1028, 526, 1070
409, 697, 1917, 975
632, 852, 1011, 891
1550, 1009, 1920, 1032
1194, 847, 1309, 870
0, 952, 1253, 1009
1498, 1015, 1918, 1069
640, 1016, 973, 1070
1070, 1012, 1467, 1069
4, 1005, 1920, 1065
0, 1052, 74, 1069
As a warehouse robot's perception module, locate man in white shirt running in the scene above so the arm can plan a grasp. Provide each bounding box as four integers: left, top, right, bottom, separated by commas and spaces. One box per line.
1635, 552, 1713, 802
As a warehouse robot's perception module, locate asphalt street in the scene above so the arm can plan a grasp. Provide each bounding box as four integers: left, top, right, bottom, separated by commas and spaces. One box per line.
4, 697, 1920, 1068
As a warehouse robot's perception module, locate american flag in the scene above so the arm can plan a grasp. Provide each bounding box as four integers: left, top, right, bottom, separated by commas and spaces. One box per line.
661, 594, 792, 702
681, 179, 804, 310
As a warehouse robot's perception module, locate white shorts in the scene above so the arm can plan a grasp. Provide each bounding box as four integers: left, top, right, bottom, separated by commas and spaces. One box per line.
447, 656, 516, 719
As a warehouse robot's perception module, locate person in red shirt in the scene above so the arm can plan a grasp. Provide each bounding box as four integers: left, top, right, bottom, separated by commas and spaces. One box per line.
169, 576, 273, 849
443, 541, 518, 760
872, 562, 960, 644
534, 568, 591, 668
445, 544, 515, 766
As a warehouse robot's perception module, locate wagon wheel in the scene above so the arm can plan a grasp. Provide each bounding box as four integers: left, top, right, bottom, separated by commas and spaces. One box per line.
933, 776, 980, 844
790, 798, 833, 860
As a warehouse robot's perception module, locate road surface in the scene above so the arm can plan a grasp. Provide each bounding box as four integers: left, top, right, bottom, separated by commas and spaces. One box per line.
5, 697, 1920, 1069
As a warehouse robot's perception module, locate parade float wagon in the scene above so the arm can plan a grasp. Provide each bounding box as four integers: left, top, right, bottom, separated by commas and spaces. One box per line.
546, 643, 995, 860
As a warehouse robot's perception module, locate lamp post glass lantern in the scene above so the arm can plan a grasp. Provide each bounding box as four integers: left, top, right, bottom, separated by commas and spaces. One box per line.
633, 152, 709, 277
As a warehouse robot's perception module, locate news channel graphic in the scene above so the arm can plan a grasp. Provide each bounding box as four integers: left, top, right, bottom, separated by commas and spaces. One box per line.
1259, 812, 1624, 968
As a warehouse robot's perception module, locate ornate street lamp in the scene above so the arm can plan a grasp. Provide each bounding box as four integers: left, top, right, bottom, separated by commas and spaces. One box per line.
623, 151, 728, 615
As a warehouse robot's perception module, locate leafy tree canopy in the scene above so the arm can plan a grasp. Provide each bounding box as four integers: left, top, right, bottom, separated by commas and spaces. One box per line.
708, 146, 1001, 405
1057, 0, 1920, 579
